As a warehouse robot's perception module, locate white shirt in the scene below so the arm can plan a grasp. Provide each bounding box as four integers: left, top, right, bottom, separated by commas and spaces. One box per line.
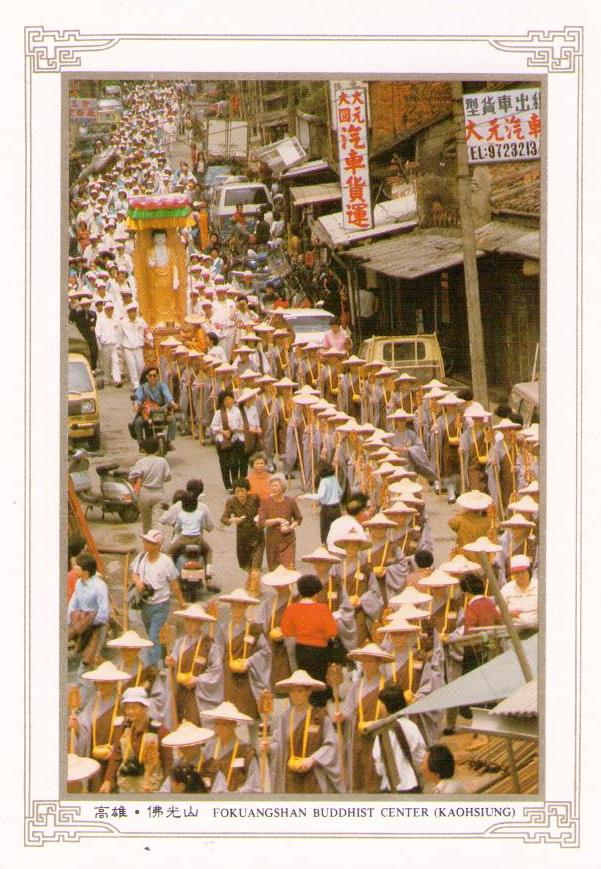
131, 552, 178, 605
211, 298, 236, 334
326, 514, 364, 556
500, 577, 538, 627
95, 315, 122, 345
373, 718, 426, 792
121, 315, 149, 350
210, 406, 245, 444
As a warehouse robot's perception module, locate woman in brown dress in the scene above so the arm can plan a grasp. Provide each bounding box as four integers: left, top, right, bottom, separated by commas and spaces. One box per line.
257, 474, 303, 570
221, 478, 265, 581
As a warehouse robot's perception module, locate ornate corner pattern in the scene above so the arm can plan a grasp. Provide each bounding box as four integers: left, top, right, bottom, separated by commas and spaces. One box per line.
484, 801, 579, 848
490, 26, 583, 73
25, 27, 120, 73
26, 801, 119, 846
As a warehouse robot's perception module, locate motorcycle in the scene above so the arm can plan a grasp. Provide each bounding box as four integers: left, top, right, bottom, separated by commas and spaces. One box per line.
69, 450, 139, 523
130, 398, 174, 456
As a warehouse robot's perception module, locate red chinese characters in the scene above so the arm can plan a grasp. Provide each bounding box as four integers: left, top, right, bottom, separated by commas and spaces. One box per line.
335, 86, 373, 231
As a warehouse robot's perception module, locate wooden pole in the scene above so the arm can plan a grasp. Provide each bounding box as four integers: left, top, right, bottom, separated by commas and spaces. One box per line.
68, 476, 105, 575
451, 81, 489, 408
121, 552, 130, 632
477, 553, 533, 683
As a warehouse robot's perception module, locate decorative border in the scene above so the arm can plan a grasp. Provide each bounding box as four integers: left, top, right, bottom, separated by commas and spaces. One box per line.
24, 25, 583, 847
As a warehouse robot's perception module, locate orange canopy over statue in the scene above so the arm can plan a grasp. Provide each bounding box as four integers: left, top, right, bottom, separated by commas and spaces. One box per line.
127, 194, 195, 328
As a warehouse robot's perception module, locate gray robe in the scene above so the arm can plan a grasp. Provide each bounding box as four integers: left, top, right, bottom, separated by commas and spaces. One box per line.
214, 620, 272, 709
202, 736, 262, 794
156, 632, 224, 729
269, 706, 342, 794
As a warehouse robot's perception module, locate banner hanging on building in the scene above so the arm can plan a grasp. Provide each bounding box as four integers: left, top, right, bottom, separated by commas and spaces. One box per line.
463, 88, 541, 164
335, 85, 374, 232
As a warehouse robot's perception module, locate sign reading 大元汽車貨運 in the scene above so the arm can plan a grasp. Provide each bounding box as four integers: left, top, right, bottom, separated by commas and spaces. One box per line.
335, 85, 374, 233
463, 89, 541, 164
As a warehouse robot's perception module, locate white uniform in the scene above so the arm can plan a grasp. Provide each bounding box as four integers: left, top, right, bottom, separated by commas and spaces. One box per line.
120, 315, 151, 387
211, 298, 236, 360
95, 315, 123, 384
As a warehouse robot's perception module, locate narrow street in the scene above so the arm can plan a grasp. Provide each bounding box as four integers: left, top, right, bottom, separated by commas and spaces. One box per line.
87, 375, 458, 610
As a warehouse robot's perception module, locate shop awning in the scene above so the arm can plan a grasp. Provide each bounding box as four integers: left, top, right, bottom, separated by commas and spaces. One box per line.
396, 635, 538, 717
283, 159, 332, 179
490, 678, 538, 717
476, 221, 540, 260
462, 707, 538, 741
314, 194, 418, 249
343, 229, 484, 279
290, 183, 341, 207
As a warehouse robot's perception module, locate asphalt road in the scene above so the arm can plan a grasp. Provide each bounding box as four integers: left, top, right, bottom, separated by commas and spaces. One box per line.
85, 382, 459, 606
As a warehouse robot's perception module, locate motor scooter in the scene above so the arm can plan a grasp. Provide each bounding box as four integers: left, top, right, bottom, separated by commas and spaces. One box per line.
69, 450, 139, 522
175, 544, 206, 603
174, 544, 222, 602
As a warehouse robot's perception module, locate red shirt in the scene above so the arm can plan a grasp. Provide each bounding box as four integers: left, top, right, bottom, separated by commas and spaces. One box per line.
67, 568, 79, 601
464, 596, 503, 632
281, 600, 338, 648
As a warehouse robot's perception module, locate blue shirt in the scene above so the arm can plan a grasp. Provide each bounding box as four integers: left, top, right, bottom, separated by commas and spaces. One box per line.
68, 574, 110, 625
134, 381, 174, 406
317, 475, 342, 507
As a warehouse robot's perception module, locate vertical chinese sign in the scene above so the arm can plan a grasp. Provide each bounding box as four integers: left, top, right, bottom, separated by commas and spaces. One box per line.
335, 86, 374, 232
463, 88, 541, 164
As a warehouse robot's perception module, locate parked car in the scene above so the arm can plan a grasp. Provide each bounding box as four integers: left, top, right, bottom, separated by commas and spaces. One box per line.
279, 308, 336, 346
359, 333, 445, 383
509, 380, 539, 426
203, 163, 235, 198
68, 352, 101, 450
209, 181, 271, 239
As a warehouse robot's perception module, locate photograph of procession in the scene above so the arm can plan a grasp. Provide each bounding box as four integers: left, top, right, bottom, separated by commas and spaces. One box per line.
65, 76, 541, 798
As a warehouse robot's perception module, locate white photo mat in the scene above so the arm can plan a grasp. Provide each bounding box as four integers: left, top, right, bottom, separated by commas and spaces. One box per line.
7, 7, 594, 863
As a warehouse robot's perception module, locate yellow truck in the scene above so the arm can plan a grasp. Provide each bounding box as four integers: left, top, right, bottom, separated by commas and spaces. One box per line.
68, 352, 101, 450
359, 333, 445, 383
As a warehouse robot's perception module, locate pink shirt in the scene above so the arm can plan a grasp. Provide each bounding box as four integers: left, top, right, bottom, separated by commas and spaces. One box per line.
323, 329, 348, 352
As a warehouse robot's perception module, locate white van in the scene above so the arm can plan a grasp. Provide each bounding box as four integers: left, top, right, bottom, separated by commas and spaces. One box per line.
209, 182, 271, 238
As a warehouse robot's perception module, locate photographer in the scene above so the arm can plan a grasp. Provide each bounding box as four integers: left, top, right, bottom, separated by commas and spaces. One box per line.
131, 530, 186, 668
100, 687, 171, 794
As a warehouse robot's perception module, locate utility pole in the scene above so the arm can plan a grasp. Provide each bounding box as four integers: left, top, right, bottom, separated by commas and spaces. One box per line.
451, 80, 489, 408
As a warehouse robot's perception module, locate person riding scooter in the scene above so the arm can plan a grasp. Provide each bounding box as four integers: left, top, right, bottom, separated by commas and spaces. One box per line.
131, 366, 178, 451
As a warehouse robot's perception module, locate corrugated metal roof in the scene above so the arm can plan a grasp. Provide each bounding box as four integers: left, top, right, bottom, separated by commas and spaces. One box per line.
314, 194, 418, 249
476, 221, 540, 260
398, 635, 538, 716
290, 183, 341, 207
462, 707, 538, 740
283, 159, 331, 178
491, 678, 538, 717
343, 229, 483, 279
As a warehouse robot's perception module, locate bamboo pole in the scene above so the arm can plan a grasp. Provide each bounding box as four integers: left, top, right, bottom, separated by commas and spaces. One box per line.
121, 552, 130, 632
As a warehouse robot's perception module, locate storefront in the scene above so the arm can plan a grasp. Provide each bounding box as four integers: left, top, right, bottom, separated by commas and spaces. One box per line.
341, 222, 540, 390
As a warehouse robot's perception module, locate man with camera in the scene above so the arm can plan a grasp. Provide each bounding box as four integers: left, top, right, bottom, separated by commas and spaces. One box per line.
131, 530, 186, 668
